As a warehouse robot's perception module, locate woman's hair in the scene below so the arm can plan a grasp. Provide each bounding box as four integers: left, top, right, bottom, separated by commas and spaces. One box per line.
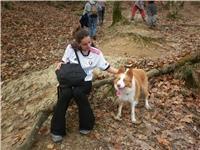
74, 27, 89, 43
71, 26, 90, 50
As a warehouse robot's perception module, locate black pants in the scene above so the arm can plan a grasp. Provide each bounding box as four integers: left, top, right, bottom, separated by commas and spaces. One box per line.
101, 6, 105, 23
50, 81, 94, 136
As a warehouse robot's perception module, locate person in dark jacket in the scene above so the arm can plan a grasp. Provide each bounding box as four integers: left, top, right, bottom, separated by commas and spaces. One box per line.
147, 1, 157, 28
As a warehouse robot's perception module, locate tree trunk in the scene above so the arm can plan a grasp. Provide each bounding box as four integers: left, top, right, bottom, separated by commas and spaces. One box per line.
17, 111, 51, 150
165, 1, 184, 19
112, 1, 122, 26
2, 1, 14, 10
147, 53, 200, 78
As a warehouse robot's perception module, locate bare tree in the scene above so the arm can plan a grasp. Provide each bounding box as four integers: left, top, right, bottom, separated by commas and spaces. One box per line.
112, 1, 122, 26
163, 1, 185, 19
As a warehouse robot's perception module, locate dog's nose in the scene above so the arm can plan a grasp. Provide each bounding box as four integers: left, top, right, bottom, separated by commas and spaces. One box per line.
117, 84, 121, 88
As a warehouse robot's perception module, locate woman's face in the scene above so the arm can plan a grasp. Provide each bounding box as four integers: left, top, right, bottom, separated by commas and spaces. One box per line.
79, 36, 91, 51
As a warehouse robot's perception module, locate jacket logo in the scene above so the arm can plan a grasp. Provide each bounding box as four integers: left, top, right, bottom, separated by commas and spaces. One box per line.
89, 60, 93, 65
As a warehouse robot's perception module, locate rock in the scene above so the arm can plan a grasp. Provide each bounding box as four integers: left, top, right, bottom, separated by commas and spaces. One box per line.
7, 125, 14, 132
1, 63, 8, 68
47, 144, 54, 149
22, 62, 31, 69
13, 96, 22, 103
17, 110, 24, 115
60, 144, 65, 149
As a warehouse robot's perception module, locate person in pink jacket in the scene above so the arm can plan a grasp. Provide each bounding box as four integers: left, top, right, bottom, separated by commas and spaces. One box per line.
131, 0, 146, 22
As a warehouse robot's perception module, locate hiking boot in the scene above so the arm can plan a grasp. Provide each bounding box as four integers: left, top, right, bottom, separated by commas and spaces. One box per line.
79, 130, 91, 135
130, 17, 134, 21
51, 134, 63, 143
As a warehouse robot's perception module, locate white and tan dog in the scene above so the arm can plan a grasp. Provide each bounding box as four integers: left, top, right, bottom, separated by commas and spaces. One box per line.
114, 67, 151, 123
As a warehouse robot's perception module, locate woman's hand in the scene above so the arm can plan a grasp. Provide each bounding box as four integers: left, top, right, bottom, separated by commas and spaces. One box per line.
56, 61, 64, 70
107, 66, 118, 74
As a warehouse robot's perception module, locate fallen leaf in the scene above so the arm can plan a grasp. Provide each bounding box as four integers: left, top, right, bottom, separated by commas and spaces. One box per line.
114, 143, 122, 150
156, 136, 170, 147
38, 126, 49, 135
180, 114, 193, 123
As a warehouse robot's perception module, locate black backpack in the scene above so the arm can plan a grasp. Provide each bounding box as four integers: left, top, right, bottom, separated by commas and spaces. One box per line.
80, 13, 89, 28
55, 49, 87, 87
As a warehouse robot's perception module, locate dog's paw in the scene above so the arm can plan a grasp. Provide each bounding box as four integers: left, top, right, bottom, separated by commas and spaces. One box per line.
131, 118, 142, 124
145, 104, 151, 110
132, 120, 142, 125
114, 115, 122, 121
131, 118, 137, 123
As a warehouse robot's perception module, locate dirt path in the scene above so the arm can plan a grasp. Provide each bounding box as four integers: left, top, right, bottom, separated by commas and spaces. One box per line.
98, 24, 167, 59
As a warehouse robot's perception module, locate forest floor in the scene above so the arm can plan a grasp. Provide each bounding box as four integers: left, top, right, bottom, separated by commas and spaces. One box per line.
1, 2, 200, 150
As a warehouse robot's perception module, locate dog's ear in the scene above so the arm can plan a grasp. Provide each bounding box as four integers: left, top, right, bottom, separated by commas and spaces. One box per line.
127, 68, 133, 78
117, 66, 125, 74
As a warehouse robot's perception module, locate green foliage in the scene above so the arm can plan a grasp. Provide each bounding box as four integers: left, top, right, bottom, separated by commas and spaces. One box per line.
165, 1, 184, 20
176, 63, 199, 88
167, 12, 179, 20
2, 2, 13, 10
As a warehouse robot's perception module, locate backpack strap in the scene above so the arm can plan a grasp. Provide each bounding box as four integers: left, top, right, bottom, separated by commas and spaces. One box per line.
74, 49, 84, 69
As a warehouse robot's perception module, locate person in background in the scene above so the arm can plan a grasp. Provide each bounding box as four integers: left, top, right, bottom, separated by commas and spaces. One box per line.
146, 1, 157, 28
97, 0, 105, 25
83, 0, 98, 40
80, 11, 89, 28
131, 0, 146, 22
51, 28, 118, 143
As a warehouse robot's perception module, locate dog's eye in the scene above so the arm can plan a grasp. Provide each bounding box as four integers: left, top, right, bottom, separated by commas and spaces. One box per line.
114, 77, 120, 82
124, 78, 130, 83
